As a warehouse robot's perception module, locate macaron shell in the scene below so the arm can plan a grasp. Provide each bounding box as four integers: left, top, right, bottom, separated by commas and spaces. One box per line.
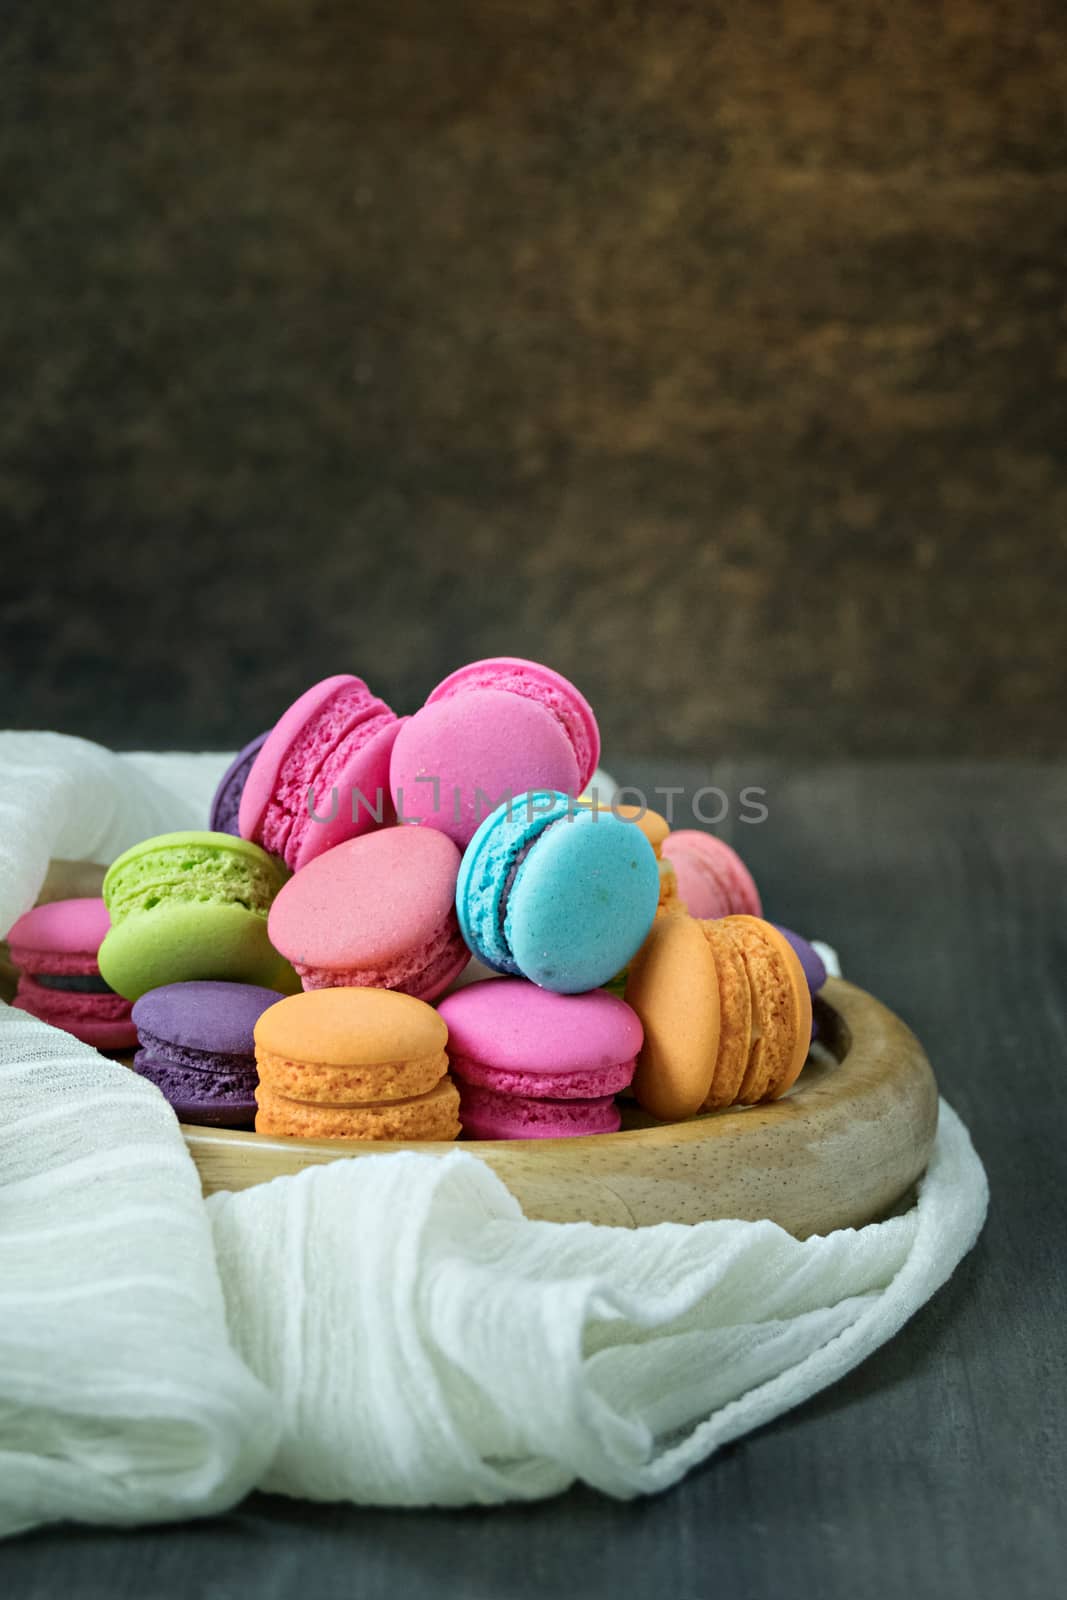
720, 916, 812, 1103
133, 1052, 259, 1127
626, 914, 720, 1120
504, 808, 660, 993
389, 689, 580, 847
256, 1048, 448, 1105
98, 902, 300, 1001
426, 657, 600, 792
254, 985, 447, 1069
267, 827, 467, 1001
458, 1082, 621, 1139
660, 832, 762, 920
103, 832, 287, 924
449, 1054, 634, 1100
578, 801, 670, 853
132, 980, 287, 1055
238, 675, 402, 868
255, 1076, 460, 1140
284, 712, 402, 869
697, 920, 753, 1110
209, 733, 269, 835
436, 978, 643, 1078
7, 896, 112, 962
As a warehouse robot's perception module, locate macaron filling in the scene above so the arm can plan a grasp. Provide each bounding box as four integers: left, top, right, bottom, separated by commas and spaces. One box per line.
28, 972, 116, 993
258, 1084, 445, 1111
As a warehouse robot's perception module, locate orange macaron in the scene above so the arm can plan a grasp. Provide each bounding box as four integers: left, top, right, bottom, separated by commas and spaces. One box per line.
625, 913, 812, 1119
254, 987, 460, 1140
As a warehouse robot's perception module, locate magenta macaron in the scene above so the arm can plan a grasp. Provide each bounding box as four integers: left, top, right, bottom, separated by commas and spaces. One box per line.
267, 825, 469, 1002
239, 674, 404, 871
659, 831, 762, 920
388, 657, 600, 847
7, 897, 138, 1050
437, 978, 643, 1139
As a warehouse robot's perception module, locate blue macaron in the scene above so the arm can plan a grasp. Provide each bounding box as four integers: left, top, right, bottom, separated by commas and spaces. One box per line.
456, 791, 660, 993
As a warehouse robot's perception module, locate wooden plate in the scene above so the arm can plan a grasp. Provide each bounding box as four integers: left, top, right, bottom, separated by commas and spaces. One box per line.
183, 977, 938, 1237
3, 864, 938, 1236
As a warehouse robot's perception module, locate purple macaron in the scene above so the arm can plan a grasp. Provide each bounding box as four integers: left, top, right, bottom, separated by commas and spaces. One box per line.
773, 927, 827, 993
131, 979, 284, 1126
209, 733, 269, 836
773, 926, 827, 1042
437, 978, 643, 1139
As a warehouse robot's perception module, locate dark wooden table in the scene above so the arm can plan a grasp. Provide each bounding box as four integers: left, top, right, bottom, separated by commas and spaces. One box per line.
6, 763, 1065, 1599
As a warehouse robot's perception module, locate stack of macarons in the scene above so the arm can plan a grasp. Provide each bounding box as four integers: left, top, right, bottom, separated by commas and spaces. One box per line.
131, 980, 284, 1127
625, 914, 813, 1119
253, 988, 460, 1141
7, 898, 137, 1051
438, 980, 643, 1138
5, 655, 829, 1143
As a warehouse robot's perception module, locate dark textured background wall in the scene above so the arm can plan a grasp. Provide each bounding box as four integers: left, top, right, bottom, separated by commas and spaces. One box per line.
1, 2, 1064, 759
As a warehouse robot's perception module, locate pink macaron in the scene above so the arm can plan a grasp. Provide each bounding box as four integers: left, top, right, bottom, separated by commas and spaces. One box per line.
660, 831, 762, 920
388, 657, 600, 847
437, 978, 642, 1139
239, 674, 404, 871
7, 897, 138, 1050
267, 825, 469, 1002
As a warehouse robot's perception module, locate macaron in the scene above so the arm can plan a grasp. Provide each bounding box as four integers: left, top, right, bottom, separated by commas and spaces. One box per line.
99, 831, 299, 1001
209, 732, 269, 835
456, 790, 660, 994
580, 800, 680, 914
659, 830, 762, 920
131, 980, 284, 1127
268, 826, 469, 1002
254, 987, 460, 1140
625, 913, 811, 1119
438, 978, 642, 1139
7, 897, 137, 1050
389, 657, 600, 847
773, 926, 828, 993
239, 674, 404, 870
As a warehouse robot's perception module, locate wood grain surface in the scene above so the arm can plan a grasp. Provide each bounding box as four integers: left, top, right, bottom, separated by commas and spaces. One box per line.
6, 760, 1065, 1598
1, 2, 1065, 758
184, 978, 939, 1238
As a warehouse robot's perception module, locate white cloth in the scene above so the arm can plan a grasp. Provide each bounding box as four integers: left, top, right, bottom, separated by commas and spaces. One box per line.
0, 733, 988, 1534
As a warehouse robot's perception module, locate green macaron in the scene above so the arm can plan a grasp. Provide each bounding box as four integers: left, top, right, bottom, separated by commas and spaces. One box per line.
99, 830, 300, 1001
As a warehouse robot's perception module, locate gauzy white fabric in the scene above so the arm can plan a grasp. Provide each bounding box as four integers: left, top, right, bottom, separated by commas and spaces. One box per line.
0, 734, 989, 1532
